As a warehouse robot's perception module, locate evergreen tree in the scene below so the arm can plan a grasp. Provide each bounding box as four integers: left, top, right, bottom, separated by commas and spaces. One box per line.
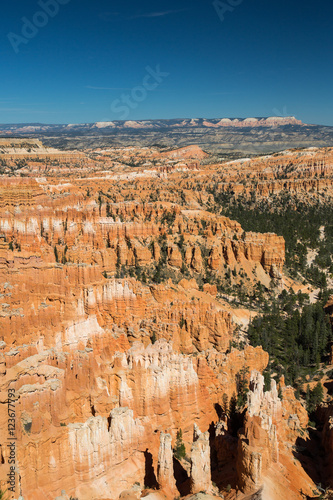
54, 245, 59, 263
307, 383, 324, 414
222, 393, 229, 416
174, 429, 186, 460
236, 367, 249, 408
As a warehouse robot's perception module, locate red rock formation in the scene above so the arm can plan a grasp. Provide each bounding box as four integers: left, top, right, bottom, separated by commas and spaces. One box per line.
157, 432, 177, 495
160, 145, 208, 160
236, 371, 315, 499
0, 142, 330, 499
190, 424, 213, 494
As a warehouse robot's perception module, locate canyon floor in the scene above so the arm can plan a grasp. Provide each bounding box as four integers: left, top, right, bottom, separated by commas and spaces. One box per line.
0, 138, 333, 500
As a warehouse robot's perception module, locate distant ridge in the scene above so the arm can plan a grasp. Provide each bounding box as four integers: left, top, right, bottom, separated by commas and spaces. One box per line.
0, 116, 304, 134
3, 116, 332, 157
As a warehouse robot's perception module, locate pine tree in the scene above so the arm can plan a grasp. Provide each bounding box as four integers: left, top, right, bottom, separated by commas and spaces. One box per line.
54, 245, 59, 263
174, 429, 186, 460
236, 367, 249, 408
306, 384, 311, 411
222, 393, 229, 416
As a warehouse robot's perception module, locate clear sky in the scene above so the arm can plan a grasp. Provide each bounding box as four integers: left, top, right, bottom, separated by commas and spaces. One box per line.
1, 0, 332, 125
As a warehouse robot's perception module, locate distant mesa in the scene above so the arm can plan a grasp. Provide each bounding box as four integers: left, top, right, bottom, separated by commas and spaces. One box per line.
0, 116, 305, 135
211, 116, 303, 127
94, 116, 304, 130
92, 115, 304, 129
202, 120, 219, 128
94, 121, 116, 128
217, 118, 232, 125
123, 120, 148, 128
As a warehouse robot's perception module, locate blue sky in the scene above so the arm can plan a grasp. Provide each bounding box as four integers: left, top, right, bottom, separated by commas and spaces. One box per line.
1, 0, 332, 125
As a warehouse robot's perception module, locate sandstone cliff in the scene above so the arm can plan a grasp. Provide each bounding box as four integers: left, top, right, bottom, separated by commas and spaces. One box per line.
0, 142, 330, 500
236, 371, 315, 500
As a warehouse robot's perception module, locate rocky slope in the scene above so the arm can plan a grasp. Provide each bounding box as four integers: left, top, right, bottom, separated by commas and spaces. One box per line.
0, 142, 331, 499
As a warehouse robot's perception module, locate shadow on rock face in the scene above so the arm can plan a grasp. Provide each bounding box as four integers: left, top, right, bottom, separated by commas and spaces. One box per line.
173, 456, 191, 496
144, 449, 158, 489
